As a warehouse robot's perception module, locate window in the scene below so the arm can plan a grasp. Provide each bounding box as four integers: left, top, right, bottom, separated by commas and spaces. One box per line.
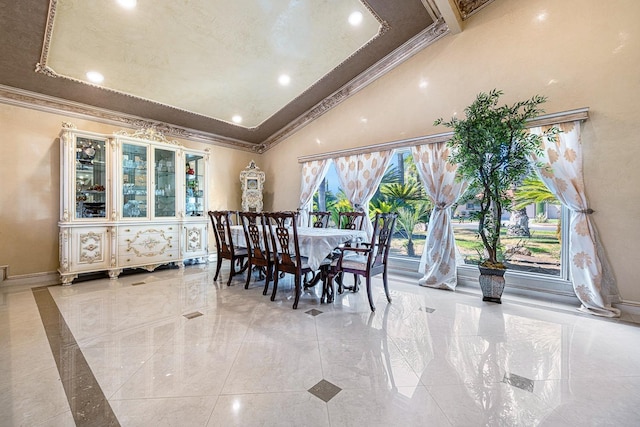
453, 173, 566, 278
313, 149, 570, 282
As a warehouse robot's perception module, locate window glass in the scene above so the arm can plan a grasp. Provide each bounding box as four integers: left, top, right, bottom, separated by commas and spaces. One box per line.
314, 152, 566, 277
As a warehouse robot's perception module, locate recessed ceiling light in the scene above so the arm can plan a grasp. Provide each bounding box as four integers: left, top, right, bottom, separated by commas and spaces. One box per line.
419, 80, 428, 89
117, 0, 137, 9
348, 11, 363, 26
86, 71, 104, 84
278, 74, 291, 86
232, 115, 242, 124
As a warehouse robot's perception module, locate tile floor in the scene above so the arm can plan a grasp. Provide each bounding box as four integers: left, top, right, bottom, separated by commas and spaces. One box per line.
1, 263, 640, 426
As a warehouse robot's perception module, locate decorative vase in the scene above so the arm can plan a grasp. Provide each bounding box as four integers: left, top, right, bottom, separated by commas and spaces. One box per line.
478, 266, 506, 303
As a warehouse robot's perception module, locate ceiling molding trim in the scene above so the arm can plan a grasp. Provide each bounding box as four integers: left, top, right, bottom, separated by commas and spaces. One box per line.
298, 107, 590, 163
0, 84, 256, 152
35, 0, 391, 132
259, 17, 450, 153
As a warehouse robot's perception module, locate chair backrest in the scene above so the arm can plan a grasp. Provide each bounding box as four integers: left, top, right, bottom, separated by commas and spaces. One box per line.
338, 211, 366, 230
367, 212, 398, 270
264, 211, 302, 273
239, 211, 270, 262
309, 211, 330, 228
208, 210, 236, 258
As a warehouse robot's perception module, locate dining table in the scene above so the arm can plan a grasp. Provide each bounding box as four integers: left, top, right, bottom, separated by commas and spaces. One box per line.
229, 225, 367, 271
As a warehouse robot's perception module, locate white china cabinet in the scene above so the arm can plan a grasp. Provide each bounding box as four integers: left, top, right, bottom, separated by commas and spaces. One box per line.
58, 123, 209, 284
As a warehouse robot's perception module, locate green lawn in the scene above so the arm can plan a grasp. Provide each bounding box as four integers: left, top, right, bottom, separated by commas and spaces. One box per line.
389, 222, 561, 276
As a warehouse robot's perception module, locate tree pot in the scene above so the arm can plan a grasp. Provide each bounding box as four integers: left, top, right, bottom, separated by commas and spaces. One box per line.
478, 266, 506, 304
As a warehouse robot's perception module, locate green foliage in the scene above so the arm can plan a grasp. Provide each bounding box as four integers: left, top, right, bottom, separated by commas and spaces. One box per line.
395, 202, 432, 257
380, 182, 424, 206
435, 89, 557, 266
369, 199, 395, 214
513, 174, 559, 210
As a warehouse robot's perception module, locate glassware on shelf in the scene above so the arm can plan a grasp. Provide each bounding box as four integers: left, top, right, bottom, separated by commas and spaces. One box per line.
75, 136, 107, 219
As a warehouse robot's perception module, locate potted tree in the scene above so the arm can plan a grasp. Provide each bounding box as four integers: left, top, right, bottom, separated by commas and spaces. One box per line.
434, 89, 557, 303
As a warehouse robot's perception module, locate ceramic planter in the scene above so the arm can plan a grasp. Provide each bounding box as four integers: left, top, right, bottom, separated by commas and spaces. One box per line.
478, 266, 506, 303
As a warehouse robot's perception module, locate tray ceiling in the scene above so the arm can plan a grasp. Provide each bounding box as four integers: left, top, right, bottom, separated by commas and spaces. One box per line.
0, 1, 495, 151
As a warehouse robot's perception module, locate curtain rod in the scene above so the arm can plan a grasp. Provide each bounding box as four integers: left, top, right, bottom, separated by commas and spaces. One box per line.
298, 107, 589, 164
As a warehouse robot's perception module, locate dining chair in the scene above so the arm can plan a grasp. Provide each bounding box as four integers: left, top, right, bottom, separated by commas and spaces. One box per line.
338, 211, 366, 231
239, 211, 273, 295
208, 210, 248, 286
264, 211, 327, 309
325, 212, 398, 312
309, 211, 330, 228
335, 210, 367, 292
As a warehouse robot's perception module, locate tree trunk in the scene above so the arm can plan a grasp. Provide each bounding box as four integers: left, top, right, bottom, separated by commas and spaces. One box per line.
397, 152, 405, 184
318, 178, 326, 211
506, 207, 530, 237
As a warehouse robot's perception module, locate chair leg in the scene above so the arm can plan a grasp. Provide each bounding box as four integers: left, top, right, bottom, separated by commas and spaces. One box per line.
227, 259, 235, 286
214, 256, 222, 281
366, 275, 376, 312
352, 274, 360, 292
323, 271, 335, 304
270, 268, 279, 301
244, 264, 252, 289
383, 269, 392, 303
263, 264, 272, 296
336, 272, 344, 294
293, 273, 301, 309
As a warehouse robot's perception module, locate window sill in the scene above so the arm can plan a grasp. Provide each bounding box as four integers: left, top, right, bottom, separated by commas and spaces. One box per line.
388, 256, 578, 304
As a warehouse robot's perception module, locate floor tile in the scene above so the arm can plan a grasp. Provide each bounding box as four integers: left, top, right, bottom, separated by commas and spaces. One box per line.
3, 263, 640, 426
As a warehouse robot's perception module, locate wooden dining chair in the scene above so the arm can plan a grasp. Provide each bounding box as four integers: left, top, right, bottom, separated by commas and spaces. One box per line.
335, 210, 367, 292
309, 211, 330, 228
239, 211, 273, 295
325, 212, 398, 312
208, 210, 248, 286
264, 211, 326, 309
338, 211, 366, 231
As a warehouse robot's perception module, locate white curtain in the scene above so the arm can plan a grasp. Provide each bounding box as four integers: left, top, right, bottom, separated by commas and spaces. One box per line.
530, 121, 621, 317
411, 143, 468, 290
334, 151, 394, 237
298, 159, 331, 226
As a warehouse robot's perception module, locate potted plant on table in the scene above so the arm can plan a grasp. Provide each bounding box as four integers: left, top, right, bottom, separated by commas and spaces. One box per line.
434, 89, 557, 303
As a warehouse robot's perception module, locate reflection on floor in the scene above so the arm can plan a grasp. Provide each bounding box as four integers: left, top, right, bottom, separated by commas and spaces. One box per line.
2, 263, 640, 426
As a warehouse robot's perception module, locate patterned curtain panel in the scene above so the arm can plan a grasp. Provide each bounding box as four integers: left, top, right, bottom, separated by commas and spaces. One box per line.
411, 143, 468, 290
298, 159, 331, 226
530, 121, 621, 317
334, 151, 394, 237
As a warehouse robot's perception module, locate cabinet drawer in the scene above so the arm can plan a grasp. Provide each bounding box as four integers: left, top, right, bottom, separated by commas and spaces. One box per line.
118, 225, 178, 259
118, 249, 180, 267
119, 224, 178, 238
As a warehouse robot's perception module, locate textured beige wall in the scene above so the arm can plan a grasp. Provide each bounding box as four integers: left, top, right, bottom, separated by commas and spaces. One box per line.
262, 0, 640, 302
0, 103, 257, 277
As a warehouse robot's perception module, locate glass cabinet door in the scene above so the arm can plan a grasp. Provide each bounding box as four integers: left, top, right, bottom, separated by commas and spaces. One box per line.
122, 143, 148, 218
154, 148, 176, 217
185, 153, 205, 217
75, 136, 107, 218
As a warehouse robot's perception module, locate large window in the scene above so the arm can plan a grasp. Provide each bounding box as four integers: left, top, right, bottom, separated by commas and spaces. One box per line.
314, 149, 430, 258
452, 175, 565, 277
313, 149, 569, 280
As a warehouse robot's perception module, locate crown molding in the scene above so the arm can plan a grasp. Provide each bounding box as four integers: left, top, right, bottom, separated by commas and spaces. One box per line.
0, 84, 256, 152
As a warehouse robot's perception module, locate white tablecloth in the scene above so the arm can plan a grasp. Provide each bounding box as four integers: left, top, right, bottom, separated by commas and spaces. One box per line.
230, 225, 367, 271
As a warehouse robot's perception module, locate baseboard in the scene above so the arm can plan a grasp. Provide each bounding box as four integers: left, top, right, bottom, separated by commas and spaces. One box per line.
616, 300, 640, 316
0, 270, 61, 292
